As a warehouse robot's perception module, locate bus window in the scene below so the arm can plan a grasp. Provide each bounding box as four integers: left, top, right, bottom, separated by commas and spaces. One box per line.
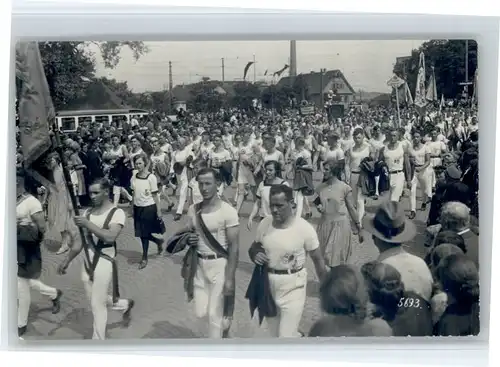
78, 116, 92, 125
95, 115, 110, 125
60, 117, 76, 131
111, 115, 127, 129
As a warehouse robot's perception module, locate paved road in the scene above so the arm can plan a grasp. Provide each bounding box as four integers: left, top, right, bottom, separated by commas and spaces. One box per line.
23, 179, 429, 340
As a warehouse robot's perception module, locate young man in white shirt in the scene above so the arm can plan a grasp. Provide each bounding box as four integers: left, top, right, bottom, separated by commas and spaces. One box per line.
249, 184, 327, 338
58, 178, 134, 340
185, 168, 240, 338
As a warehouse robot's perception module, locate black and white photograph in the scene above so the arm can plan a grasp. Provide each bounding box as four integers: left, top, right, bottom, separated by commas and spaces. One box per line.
15, 39, 479, 340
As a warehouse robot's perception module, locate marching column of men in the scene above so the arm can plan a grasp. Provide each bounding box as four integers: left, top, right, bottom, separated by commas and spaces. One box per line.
17, 104, 480, 338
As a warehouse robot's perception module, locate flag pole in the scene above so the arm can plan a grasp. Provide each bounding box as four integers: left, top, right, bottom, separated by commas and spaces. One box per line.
51, 123, 92, 272
395, 86, 401, 128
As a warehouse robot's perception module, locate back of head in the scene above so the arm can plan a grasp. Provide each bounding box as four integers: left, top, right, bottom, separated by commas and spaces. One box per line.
320, 265, 367, 320
430, 243, 465, 270
437, 254, 479, 306
361, 261, 404, 320
434, 230, 467, 253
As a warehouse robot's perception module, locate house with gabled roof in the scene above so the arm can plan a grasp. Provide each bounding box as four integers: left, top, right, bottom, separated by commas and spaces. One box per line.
276, 69, 356, 107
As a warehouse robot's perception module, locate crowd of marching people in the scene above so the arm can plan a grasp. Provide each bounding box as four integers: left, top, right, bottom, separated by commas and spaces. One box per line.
16, 101, 480, 339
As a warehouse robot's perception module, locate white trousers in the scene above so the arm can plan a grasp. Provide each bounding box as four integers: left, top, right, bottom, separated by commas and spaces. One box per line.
293, 190, 304, 219
429, 157, 442, 189
410, 168, 432, 211
81, 251, 129, 340
389, 172, 405, 202
266, 269, 307, 338
349, 172, 365, 224
176, 173, 189, 215
18, 277, 58, 328
193, 257, 227, 338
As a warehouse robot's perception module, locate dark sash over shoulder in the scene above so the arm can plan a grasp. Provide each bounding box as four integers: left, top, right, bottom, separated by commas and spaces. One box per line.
84, 207, 120, 303
194, 203, 233, 337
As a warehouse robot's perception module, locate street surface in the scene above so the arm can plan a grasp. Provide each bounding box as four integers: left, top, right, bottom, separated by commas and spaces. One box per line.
22, 175, 429, 340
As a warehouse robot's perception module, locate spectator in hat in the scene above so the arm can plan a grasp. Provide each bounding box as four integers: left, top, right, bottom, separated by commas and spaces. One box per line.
363, 201, 434, 302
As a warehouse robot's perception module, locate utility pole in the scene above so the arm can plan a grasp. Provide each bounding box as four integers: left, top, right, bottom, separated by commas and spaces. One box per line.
320, 68, 326, 108
221, 58, 225, 82
168, 61, 173, 114
465, 40, 469, 83
459, 40, 473, 97
253, 54, 256, 83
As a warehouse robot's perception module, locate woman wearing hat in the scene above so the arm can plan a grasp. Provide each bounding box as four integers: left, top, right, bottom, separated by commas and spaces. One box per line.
363, 201, 434, 302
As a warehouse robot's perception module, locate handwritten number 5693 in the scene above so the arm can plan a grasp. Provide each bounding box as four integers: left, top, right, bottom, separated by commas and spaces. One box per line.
397, 297, 420, 308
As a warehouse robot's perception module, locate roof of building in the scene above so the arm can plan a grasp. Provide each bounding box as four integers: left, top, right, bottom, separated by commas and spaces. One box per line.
276, 69, 356, 95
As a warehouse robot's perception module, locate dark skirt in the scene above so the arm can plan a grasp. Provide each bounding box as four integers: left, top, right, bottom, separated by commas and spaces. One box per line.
17, 241, 42, 279
133, 204, 163, 238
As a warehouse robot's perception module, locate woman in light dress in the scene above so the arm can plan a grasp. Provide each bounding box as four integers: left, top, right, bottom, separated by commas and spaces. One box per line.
315, 160, 363, 267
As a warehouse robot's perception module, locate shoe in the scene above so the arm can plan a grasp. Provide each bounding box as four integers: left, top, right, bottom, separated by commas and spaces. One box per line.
139, 259, 148, 270
408, 211, 416, 220
166, 203, 175, 212
52, 289, 63, 314
420, 202, 427, 211
18, 325, 27, 337
372, 195, 379, 200
122, 299, 135, 327
173, 214, 182, 221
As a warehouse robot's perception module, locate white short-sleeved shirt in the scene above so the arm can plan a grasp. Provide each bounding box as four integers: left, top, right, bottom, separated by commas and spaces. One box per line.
323, 147, 345, 162
209, 149, 231, 167
160, 143, 172, 155
379, 250, 434, 302
255, 216, 319, 271
222, 134, 233, 149
275, 135, 284, 148
131, 172, 159, 207
263, 150, 284, 164
84, 206, 126, 257
188, 201, 239, 256
256, 180, 289, 217
199, 143, 215, 160
427, 140, 447, 157
17, 195, 43, 225
411, 144, 429, 166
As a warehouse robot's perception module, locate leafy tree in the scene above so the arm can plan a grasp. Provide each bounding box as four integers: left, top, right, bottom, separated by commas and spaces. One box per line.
231, 81, 261, 111
393, 39, 477, 99
292, 74, 310, 101
261, 84, 293, 112
189, 78, 227, 112
67, 77, 136, 110
24, 41, 149, 110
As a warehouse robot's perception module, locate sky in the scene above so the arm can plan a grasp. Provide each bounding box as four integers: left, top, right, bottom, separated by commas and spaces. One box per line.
93, 40, 425, 93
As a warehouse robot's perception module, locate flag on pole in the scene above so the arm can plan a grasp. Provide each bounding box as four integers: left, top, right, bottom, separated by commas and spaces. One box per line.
243, 61, 254, 80
472, 68, 478, 106
398, 81, 414, 105
273, 64, 289, 77
426, 66, 438, 101
414, 52, 427, 108
16, 42, 55, 166
439, 94, 445, 112
264, 69, 268, 76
